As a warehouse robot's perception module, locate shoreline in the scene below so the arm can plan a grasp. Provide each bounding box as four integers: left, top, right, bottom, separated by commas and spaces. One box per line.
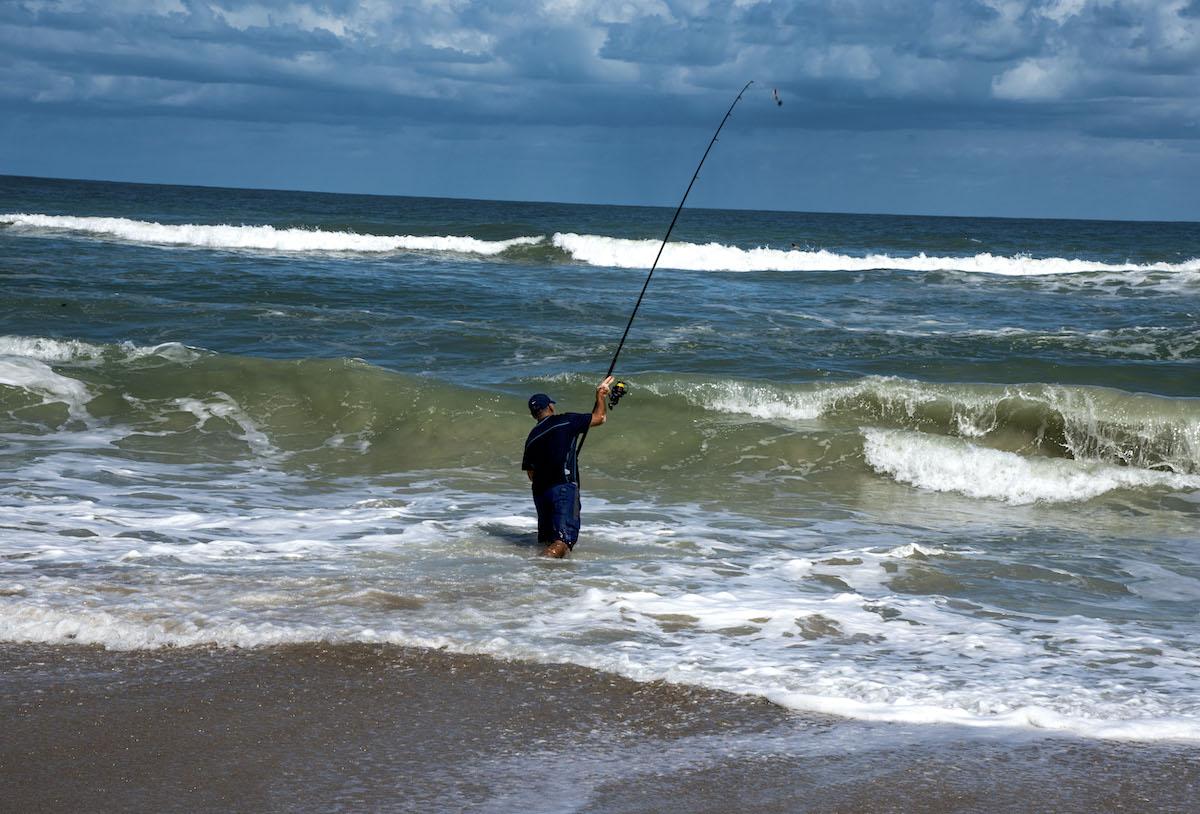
3, 642, 1197, 813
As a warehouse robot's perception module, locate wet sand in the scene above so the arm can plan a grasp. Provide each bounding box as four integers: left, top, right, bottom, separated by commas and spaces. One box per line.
2, 643, 1197, 813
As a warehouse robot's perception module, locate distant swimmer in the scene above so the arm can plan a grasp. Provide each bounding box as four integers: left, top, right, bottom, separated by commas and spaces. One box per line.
522, 376, 613, 558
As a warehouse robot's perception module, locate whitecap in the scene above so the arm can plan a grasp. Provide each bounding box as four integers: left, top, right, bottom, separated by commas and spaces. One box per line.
551, 232, 1200, 277
1, 213, 544, 255
0, 355, 92, 417
862, 428, 1200, 504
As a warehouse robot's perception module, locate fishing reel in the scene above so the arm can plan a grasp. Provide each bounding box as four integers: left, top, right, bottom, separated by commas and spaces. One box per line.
607, 380, 628, 410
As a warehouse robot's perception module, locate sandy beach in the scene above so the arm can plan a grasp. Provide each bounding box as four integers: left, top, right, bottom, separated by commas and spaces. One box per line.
3, 642, 1197, 813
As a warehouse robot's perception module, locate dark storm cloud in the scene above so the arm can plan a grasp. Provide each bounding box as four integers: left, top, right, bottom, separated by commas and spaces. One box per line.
2, 0, 1197, 139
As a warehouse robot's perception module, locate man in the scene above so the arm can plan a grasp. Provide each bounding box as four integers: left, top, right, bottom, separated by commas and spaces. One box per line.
522, 376, 614, 558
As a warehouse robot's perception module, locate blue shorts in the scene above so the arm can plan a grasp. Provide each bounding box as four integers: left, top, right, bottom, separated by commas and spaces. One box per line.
533, 483, 581, 548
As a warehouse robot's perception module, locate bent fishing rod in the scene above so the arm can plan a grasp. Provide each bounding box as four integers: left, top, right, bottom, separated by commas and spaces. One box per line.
576, 80, 755, 457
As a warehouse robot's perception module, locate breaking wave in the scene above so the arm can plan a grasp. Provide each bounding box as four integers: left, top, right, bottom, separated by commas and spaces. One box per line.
659, 375, 1200, 476
0, 213, 543, 255
5, 214, 1198, 278
0, 335, 201, 365
862, 428, 1200, 504
552, 232, 1200, 276
3, 337, 1197, 498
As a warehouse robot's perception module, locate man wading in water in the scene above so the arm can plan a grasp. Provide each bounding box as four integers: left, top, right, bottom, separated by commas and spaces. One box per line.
522, 376, 614, 558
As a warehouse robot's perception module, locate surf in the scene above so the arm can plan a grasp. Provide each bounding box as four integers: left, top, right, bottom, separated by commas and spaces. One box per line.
6, 213, 1198, 278
0, 213, 544, 255
552, 232, 1200, 276
5, 337, 1197, 501
862, 428, 1200, 504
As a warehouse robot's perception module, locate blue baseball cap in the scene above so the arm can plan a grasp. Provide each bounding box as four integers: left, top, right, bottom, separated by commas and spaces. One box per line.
528, 393, 555, 414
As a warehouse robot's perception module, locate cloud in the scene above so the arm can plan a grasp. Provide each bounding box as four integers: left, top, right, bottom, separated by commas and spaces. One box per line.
0, 0, 1196, 141
600, 14, 734, 67
992, 56, 1080, 100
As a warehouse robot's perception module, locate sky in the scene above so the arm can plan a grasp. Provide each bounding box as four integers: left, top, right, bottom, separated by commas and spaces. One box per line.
1, 0, 1199, 221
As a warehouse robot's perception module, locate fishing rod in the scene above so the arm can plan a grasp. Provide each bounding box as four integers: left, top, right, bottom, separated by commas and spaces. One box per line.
577, 80, 755, 457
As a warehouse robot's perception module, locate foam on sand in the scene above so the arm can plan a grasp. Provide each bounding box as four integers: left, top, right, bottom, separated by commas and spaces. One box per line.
766, 690, 1200, 741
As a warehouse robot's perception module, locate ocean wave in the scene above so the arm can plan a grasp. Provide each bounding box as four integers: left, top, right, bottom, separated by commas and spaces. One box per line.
3, 337, 1197, 484
7, 214, 1198, 277
663, 376, 1200, 475
4, 592, 1197, 743
838, 325, 1200, 360
0, 336, 206, 427
862, 428, 1200, 504
0, 335, 201, 365
551, 232, 1200, 276
0, 213, 543, 255
0, 355, 93, 418
766, 690, 1200, 741
0, 336, 515, 472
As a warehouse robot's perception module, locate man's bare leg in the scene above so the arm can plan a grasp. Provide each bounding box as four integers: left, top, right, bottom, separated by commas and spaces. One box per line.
540, 540, 569, 558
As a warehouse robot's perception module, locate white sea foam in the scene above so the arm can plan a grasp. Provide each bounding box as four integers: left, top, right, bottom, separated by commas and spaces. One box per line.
660, 376, 1200, 475
0, 603, 332, 650
173, 393, 277, 458
0, 355, 92, 417
3, 379, 1200, 743
661, 376, 1003, 425
5, 590, 1196, 743
0, 336, 212, 427
0, 335, 201, 365
0, 336, 107, 362
692, 380, 826, 421
2, 470, 1199, 742
1, 213, 543, 255
885, 542, 947, 559
863, 428, 1200, 504
765, 691, 1200, 741
7, 215, 1197, 277
552, 232, 1200, 276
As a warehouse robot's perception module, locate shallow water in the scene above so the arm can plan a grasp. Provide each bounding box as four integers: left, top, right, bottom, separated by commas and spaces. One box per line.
1, 174, 1198, 741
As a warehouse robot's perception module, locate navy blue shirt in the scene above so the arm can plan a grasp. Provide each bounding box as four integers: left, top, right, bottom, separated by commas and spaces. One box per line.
522, 412, 592, 495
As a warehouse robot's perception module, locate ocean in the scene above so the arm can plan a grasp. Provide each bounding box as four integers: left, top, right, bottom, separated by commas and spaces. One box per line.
1, 173, 1198, 771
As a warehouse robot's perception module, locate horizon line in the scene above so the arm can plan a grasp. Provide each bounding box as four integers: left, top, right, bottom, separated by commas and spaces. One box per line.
3, 172, 1197, 227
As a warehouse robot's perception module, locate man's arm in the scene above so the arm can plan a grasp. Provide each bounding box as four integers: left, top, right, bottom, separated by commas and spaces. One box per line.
590, 376, 614, 427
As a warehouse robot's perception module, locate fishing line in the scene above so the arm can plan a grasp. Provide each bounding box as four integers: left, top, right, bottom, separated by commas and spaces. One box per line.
604, 79, 755, 379
577, 80, 757, 457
